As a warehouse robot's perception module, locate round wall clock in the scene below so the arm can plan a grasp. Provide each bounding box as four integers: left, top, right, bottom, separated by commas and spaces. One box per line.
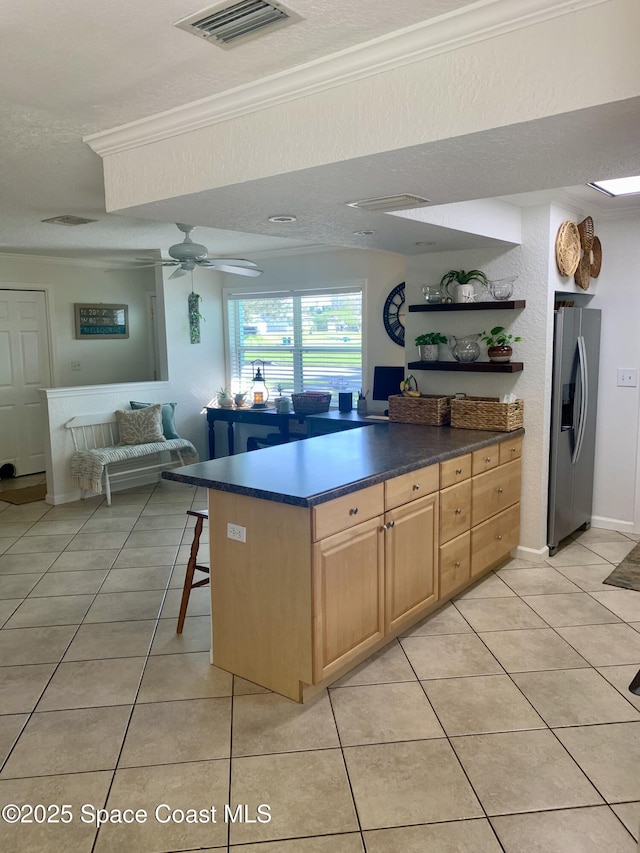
383, 282, 406, 346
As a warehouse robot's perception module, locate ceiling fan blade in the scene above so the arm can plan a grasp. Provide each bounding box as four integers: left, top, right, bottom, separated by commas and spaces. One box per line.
210, 263, 262, 277
198, 258, 259, 269
169, 266, 189, 279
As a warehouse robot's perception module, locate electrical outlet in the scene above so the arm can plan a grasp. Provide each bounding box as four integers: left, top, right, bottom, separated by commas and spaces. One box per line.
617, 368, 637, 387
70, 361, 82, 371
227, 523, 246, 543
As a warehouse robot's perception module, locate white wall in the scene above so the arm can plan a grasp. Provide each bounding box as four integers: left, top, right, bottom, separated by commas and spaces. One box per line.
42, 264, 228, 503
405, 205, 554, 558
0, 255, 155, 386
589, 215, 640, 533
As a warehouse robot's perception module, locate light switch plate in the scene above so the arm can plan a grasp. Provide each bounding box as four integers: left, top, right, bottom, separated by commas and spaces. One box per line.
617, 368, 638, 387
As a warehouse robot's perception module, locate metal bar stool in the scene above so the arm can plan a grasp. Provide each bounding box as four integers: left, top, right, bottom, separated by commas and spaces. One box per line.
177, 509, 210, 633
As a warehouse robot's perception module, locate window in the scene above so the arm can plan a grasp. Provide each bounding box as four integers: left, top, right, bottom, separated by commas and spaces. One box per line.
225, 286, 363, 397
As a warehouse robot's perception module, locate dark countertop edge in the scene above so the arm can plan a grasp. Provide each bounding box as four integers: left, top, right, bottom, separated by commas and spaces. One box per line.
163, 427, 524, 508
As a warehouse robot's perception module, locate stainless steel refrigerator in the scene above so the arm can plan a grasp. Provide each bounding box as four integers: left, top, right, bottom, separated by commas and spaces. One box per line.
548, 306, 601, 556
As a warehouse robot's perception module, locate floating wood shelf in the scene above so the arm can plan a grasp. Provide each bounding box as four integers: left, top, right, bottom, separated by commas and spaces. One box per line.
409, 300, 526, 312
408, 361, 524, 373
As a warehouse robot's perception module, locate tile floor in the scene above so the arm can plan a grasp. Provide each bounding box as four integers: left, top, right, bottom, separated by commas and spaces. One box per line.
0, 476, 639, 851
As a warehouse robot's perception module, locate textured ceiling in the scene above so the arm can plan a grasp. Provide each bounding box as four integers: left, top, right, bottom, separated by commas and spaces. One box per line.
0, 0, 638, 263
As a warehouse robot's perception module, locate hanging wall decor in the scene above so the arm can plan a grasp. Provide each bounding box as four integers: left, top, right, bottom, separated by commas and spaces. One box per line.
188, 292, 203, 344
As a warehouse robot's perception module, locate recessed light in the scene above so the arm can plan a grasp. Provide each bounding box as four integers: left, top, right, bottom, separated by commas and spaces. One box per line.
268, 215, 297, 223
587, 176, 640, 197
353, 230, 375, 236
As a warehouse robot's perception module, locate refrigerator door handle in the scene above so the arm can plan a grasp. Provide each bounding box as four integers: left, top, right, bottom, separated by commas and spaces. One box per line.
572, 335, 589, 464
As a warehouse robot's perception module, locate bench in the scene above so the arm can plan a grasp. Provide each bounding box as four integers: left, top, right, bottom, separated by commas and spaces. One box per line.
66, 412, 199, 506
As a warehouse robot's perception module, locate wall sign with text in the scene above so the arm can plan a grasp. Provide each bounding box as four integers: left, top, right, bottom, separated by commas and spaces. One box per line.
74, 303, 129, 339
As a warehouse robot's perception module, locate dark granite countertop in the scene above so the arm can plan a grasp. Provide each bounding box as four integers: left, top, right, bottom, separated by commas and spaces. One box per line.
163, 423, 524, 507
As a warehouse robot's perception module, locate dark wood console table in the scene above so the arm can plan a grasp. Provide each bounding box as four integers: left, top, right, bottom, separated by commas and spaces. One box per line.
206, 406, 374, 458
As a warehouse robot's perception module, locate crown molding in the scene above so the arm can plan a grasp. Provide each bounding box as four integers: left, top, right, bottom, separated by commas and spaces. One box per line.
0, 252, 161, 270
85, 0, 607, 157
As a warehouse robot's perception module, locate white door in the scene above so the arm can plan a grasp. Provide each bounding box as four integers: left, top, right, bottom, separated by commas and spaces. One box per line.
0, 290, 51, 475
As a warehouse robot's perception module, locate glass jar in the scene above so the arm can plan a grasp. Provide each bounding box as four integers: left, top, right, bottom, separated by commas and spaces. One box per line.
448, 335, 481, 363
421, 284, 442, 304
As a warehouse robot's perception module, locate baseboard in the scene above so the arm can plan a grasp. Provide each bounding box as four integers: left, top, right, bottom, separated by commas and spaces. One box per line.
511, 544, 549, 564
591, 515, 638, 535
48, 472, 165, 506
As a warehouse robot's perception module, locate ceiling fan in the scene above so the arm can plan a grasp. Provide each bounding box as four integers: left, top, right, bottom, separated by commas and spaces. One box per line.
135, 223, 263, 279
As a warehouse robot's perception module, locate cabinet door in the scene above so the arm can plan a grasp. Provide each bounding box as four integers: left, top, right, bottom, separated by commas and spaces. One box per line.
312, 515, 384, 683
385, 493, 438, 634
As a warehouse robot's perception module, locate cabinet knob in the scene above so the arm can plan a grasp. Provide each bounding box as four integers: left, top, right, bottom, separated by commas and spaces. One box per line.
456, 468, 463, 475
381, 523, 388, 531
485, 456, 492, 463
497, 487, 504, 494
511, 446, 516, 453
349, 507, 359, 515
496, 534, 503, 540
412, 483, 420, 491
388, 520, 395, 528
455, 561, 461, 568
454, 507, 462, 515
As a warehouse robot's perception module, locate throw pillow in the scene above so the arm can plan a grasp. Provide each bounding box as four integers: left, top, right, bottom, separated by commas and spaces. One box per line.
130, 401, 180, 439
117, 405, 166, 445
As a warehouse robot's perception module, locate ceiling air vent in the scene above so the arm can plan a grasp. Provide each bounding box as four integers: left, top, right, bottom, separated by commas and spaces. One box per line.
345, 194, 432, 212
175, 1, 302, 49
41, 215, 98, 226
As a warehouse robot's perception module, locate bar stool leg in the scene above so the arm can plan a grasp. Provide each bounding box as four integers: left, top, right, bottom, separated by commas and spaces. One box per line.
177, 514, 204, 634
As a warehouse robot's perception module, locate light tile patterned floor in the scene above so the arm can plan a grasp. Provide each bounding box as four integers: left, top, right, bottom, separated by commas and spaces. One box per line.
0, 478, 639, 852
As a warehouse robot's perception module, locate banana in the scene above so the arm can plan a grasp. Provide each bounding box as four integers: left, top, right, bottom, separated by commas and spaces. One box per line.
400, 375, 420, 397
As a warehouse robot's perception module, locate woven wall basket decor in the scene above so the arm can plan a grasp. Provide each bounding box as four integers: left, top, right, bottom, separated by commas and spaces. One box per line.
577, 216, 595, 252
590, 235, 602, 278
555, 221, 581, 276
574, 252, 591, 290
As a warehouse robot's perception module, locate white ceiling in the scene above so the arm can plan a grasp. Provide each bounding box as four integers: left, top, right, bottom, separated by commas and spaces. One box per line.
1, 0, 638, 264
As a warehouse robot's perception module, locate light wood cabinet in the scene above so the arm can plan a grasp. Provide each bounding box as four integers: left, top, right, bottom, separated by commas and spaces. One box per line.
385, 493, 438, 633
209, 433, 522, 702
312, 515, 384, 682
471, 503, 520, 577
471, 459, 522, 527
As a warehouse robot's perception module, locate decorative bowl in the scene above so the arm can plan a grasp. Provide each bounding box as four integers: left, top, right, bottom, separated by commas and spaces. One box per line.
488, 276, 517, 301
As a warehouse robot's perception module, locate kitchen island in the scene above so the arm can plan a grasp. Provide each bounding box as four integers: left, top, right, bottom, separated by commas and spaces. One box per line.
164, 422, 523, 701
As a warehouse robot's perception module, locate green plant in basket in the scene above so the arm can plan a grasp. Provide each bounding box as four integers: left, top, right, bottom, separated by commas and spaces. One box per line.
415, 332, 448, 346
480, 326, 522, 347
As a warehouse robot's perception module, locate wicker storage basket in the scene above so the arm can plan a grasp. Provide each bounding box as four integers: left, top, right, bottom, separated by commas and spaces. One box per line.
388, 394, 451, 426
291, 392, 332, 414
450, 396, 524, 432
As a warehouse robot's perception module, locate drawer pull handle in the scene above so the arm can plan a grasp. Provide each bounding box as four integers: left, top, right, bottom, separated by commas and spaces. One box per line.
497, 487, 504, 494
456, 468, 463, 475
413, 483, 420, 491
454, 507, 462, 515
496, 534, 503, 540
455, 561, 461, 568
349, 507, 359, 515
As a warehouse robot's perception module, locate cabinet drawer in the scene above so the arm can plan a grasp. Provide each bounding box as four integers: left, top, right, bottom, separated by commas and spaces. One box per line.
472, 444, 500, 475
439, 531, 471, 599
471, 503, 520, 577
440, 454, 472, 489
313, 483, 384, 541
471, 459, 521, 527
440, 480, 472, 544
499, 436, 523, 465
385, 464, 439, 510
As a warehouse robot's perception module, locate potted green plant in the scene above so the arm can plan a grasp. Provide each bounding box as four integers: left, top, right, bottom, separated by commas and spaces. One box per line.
439, 269, 489, 303
480, 326, 522, 363
415, 332, 448, 362
216, 387, 234, 408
